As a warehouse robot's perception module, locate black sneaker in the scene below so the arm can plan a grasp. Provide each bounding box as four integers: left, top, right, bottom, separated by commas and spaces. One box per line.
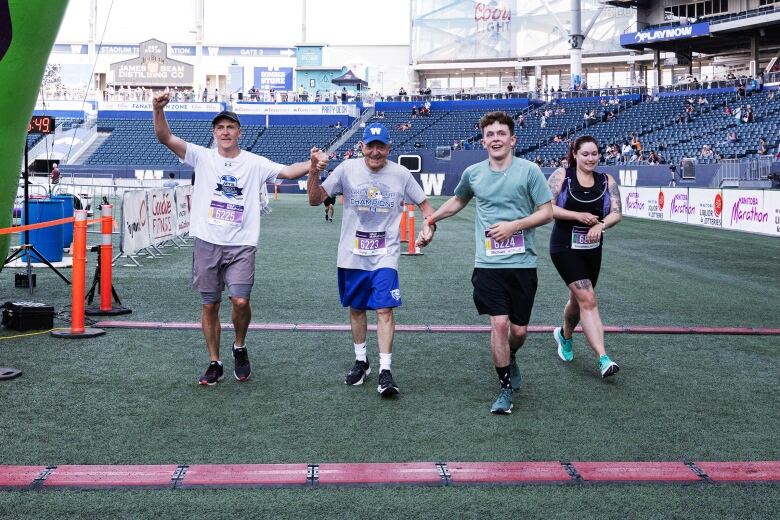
345, 359, 370, 385
199, 361, 224, 386
377, 369, 400, 397
233, 346, 251, 382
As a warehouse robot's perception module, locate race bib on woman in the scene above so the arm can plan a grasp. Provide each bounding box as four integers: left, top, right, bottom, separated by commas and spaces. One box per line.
571, 226, 600, 250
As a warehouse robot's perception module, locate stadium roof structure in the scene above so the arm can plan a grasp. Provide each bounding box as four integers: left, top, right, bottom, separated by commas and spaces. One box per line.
619, 8, 780, 57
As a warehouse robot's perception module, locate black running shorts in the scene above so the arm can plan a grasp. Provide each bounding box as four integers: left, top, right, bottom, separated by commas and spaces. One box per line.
471, 267, 538, 326
550, 249, 602, 287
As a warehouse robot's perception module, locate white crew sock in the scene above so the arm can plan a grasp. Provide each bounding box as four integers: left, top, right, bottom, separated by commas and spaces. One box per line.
354, 343, 367, 362
379, 353, 392, 372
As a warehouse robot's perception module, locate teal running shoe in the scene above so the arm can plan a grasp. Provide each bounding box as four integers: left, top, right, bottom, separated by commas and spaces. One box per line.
599, 354, 620, 378
490, 388, 513, 415
509, 352, 522, 390
554, 327, 574, 362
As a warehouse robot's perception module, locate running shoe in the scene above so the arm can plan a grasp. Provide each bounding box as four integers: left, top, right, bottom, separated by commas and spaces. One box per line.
233, 345, 251, 382
599, 354, 620, 378
199, 361, 224, 386
490, 388, 513, 414
554, 327, 574, 362
509, 352, 523, 390
345, 359, 371, 385
377, 369, 400, 396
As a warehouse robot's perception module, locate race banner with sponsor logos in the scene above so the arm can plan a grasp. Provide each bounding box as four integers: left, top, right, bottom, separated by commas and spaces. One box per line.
233, 102, 359, 117
174, 185, 192, 237
688, 188, 723, 229
622, 187, 778, 237
146, 188, 177, 245
721, 189, 773, 235
121, 189, 151, 255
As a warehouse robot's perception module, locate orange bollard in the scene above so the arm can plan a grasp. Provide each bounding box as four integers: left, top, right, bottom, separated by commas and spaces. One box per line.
400, 203, 408, 243
86, 205, 131, 316
51, 210, 105, 338
401, 204, 423, 256
274, 184, 279, 201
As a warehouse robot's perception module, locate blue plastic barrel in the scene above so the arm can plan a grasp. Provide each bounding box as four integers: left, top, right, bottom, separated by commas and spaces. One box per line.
21, 198, 64, 263
52, 194, 75, 248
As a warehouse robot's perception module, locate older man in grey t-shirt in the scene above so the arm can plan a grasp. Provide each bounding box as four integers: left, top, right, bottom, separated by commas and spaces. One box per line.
308, 123, 433, 397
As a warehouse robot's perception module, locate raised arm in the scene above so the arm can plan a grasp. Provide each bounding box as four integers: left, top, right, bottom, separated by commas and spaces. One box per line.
153, 92, 187, 160
278, 147, 328, 180
307, 159, 330, 206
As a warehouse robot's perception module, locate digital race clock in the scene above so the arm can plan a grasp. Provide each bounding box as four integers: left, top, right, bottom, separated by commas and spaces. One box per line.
28, 115, 55, 134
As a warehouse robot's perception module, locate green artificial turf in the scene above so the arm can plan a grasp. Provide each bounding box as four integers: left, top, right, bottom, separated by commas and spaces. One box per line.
1, 195, 778, 517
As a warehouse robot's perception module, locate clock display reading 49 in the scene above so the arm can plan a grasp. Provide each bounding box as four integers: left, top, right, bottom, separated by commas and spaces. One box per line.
28, 115, 55, 134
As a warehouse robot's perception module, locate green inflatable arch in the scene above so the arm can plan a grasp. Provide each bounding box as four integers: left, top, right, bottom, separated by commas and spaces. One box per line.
0, 0, 69, 256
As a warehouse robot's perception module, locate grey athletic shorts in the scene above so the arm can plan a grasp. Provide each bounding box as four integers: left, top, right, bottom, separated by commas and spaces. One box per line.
192, 237, 256, 297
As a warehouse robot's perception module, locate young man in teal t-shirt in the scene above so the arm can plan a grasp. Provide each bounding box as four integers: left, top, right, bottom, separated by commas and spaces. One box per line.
417, 111, 553, 414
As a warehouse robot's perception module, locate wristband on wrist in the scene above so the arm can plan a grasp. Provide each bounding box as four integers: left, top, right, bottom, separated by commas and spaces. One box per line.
425, 216, 437, 231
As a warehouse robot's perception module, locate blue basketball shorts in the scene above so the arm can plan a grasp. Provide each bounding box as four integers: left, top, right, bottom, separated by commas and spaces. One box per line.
337, 267, 402, 310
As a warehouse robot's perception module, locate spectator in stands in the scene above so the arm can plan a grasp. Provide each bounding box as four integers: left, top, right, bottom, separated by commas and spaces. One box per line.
540, 114, 547, 129
737, 82, 746, 99
416, 111, 553, 414
699, 144, 714, 159
757, 137, 769, 155
202, 87, 208, 102
414, 139, 423, 148
163, 172, 179, 189
630, 133, 642, 153
742, 105, 754, 124
398, 87, 407, 97
724, 105, 733, 116
420, 101, 431, 117
516, 114, 525, 128
152, 92, 328, 386
621, 141, 632, 161
341, 88, 347, 103
411, 105, 417, 118
50, 163, 60, 185
546, 135, 622, 380
343, 149, 354, 159
768, 90, 776, 102
669, 165, 677, 187
698, 95, 708, 105
307, 123, 433, 397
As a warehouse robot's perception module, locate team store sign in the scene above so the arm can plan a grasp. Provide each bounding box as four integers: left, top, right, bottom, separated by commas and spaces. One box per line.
621, 187, 778, 237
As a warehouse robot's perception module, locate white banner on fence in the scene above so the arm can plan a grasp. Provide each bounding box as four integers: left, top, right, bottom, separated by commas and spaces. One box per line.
660, 187, 694, 223
721, 189, 773, 235
766, 190, 780, 237
232, 103, 359, 117
174, 185, 192, 237
147, 188, 177, 245
98, 101, 222, 112
623, 187, 779, 236
121, 190, 151, 255
688, 188, 723, 229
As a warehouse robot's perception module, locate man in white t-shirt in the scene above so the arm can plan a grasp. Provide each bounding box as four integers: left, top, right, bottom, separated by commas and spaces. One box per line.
153, 92, 328, 386
307, 123, 433, 397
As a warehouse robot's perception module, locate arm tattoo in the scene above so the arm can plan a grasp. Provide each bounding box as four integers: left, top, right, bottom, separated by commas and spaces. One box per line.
608, 180, 622, 214
573, 279, 592, 290
547, 169, 564, 200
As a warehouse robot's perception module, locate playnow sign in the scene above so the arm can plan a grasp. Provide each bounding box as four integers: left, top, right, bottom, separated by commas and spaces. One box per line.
620, 22, 709, 46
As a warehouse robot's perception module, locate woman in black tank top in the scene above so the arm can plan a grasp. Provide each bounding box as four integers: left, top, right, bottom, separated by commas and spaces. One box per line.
546, 135, 623, 379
